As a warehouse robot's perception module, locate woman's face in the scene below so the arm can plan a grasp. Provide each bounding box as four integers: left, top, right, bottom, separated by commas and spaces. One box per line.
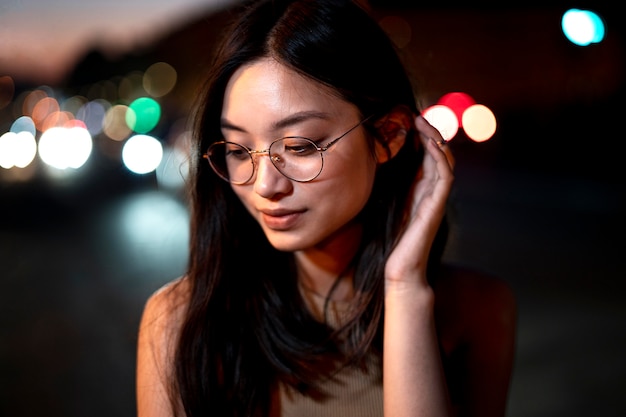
221, 58, 379, 252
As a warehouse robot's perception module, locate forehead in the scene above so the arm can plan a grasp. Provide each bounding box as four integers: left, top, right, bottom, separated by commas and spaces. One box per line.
222, 58, 352, 121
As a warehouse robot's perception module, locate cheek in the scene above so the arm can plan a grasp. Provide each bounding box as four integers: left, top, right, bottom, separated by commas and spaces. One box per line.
327, 145, 377, 186
320, 152, 377, 208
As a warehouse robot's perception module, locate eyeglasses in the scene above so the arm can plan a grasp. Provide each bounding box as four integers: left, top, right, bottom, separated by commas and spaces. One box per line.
203, 116, 371, 184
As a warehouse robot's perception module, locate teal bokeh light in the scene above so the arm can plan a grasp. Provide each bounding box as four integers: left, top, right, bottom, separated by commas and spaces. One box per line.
562, 9, 605, 46
126, 97, 161, 133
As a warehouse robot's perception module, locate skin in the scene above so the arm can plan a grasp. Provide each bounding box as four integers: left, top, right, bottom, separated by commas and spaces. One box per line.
136, 57, 516, 417
382, 112, 455, 417
220, 58, 381, 297
225, 58, 455, 415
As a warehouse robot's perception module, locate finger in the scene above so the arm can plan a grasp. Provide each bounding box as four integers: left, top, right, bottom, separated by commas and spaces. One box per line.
414, 115, 443, 145
415, 115, 455, 170
409, 136, 453, 207
412, 141, 451, 193
436, 139, 455, 170
426, 137, 454, 180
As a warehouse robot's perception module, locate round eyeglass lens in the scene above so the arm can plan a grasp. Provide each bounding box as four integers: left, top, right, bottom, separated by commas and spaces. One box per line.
207, 142, 254, 184
269, 137, 324, 182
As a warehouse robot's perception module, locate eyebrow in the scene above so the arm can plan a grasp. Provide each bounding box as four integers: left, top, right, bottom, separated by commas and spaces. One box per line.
220, 110, 332, 133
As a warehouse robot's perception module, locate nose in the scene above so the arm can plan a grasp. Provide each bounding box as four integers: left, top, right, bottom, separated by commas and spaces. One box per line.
252, 153, 292, 198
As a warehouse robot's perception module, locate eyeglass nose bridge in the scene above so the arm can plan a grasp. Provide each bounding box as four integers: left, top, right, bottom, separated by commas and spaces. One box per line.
248, 148, 285, 176
248, 149, 269, 157
248, 148, 281, 164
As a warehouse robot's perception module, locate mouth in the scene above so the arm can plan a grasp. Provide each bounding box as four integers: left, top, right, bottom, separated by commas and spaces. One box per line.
259, 208, 305, 230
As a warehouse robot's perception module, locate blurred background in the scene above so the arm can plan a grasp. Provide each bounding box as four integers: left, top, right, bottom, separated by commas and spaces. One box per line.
0, 0, 624, 416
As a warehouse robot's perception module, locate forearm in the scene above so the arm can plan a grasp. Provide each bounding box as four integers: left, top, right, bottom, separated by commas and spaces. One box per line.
383, 282, 452, 417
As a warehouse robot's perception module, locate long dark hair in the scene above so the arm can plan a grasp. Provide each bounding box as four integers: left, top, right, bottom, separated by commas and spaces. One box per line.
173, 0, 447, 415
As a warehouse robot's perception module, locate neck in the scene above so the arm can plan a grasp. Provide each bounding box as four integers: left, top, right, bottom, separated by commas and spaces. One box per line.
294, 221, 362, 301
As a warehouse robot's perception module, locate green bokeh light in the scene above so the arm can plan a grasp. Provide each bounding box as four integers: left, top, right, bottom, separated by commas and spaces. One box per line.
126, 97, 161, 133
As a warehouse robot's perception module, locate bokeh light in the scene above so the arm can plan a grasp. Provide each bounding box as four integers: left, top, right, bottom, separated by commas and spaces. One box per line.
22, 89, 48, 118
422, 104, 459, 141
562, 9, 605, 46
143, 62, 177, 98
31, 96, 60, 131
462, 104, 497, 142
424, 93, 496, 142
41, 110, 74, 132
62, 95, 88, 115
76, 99, 108, 136
1, 64, 499, 183
0, 62, 185, 185
126, 97, 161, 134
122, 134, 163, 174
11, 116, 37, 136
437, 92, 476, 127
38, 126, 93, 169
0, 131, 37, 169
103, 105, 133, 141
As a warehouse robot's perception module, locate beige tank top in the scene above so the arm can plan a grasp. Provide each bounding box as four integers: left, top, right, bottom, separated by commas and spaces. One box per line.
276, 287, 383, 417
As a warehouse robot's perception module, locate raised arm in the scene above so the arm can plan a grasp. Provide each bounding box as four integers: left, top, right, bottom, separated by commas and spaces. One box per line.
383, 115, 455, 417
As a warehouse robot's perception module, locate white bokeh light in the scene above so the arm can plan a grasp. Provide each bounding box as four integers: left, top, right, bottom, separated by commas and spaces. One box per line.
38, 126, 93, 169
0, 131, 37, 169
122, 134, 163, 174
422, 105, 459, 141
462, 104, 497, 142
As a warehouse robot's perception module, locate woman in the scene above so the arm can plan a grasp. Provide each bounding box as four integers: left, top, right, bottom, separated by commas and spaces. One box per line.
136, 0, 517, 416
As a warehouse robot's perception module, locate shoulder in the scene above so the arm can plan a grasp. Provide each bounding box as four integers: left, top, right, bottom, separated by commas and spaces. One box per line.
139, 275, 191, 341
136, 276, 191, 416
138, 275, 192, 372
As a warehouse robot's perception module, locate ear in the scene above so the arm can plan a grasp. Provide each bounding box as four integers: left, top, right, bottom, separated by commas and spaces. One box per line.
373, 105, 413, 164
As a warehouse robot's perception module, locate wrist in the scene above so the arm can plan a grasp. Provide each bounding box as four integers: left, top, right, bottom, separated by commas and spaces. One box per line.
385, 279, 434, 304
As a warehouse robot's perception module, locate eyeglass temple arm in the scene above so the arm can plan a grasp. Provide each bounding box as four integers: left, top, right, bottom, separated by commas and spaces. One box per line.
321, 114, 374, 151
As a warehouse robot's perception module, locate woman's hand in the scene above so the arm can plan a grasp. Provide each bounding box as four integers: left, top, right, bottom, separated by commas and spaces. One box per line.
384, 115, 455, 291
382, 115, 456, 417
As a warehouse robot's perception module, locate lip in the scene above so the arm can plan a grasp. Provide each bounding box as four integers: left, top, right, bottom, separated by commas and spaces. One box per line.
259, 208, 305, 230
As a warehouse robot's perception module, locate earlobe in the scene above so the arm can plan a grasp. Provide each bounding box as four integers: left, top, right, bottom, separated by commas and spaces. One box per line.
374, 105, 413, 163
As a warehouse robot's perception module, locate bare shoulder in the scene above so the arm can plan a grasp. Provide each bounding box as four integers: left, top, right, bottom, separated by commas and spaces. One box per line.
140, 276, 191, 346
136, 276, 191, 417
137, 275, 193, 384
141, 276, 190, 324
143, 276, 190, 316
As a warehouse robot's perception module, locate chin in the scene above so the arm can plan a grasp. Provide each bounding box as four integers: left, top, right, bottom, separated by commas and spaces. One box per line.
264, 232, 315, 252
267, 239, 306, 252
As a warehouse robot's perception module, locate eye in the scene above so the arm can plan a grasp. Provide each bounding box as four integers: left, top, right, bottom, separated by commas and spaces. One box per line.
224, 143, 249, 160
280, 138, 318, 156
